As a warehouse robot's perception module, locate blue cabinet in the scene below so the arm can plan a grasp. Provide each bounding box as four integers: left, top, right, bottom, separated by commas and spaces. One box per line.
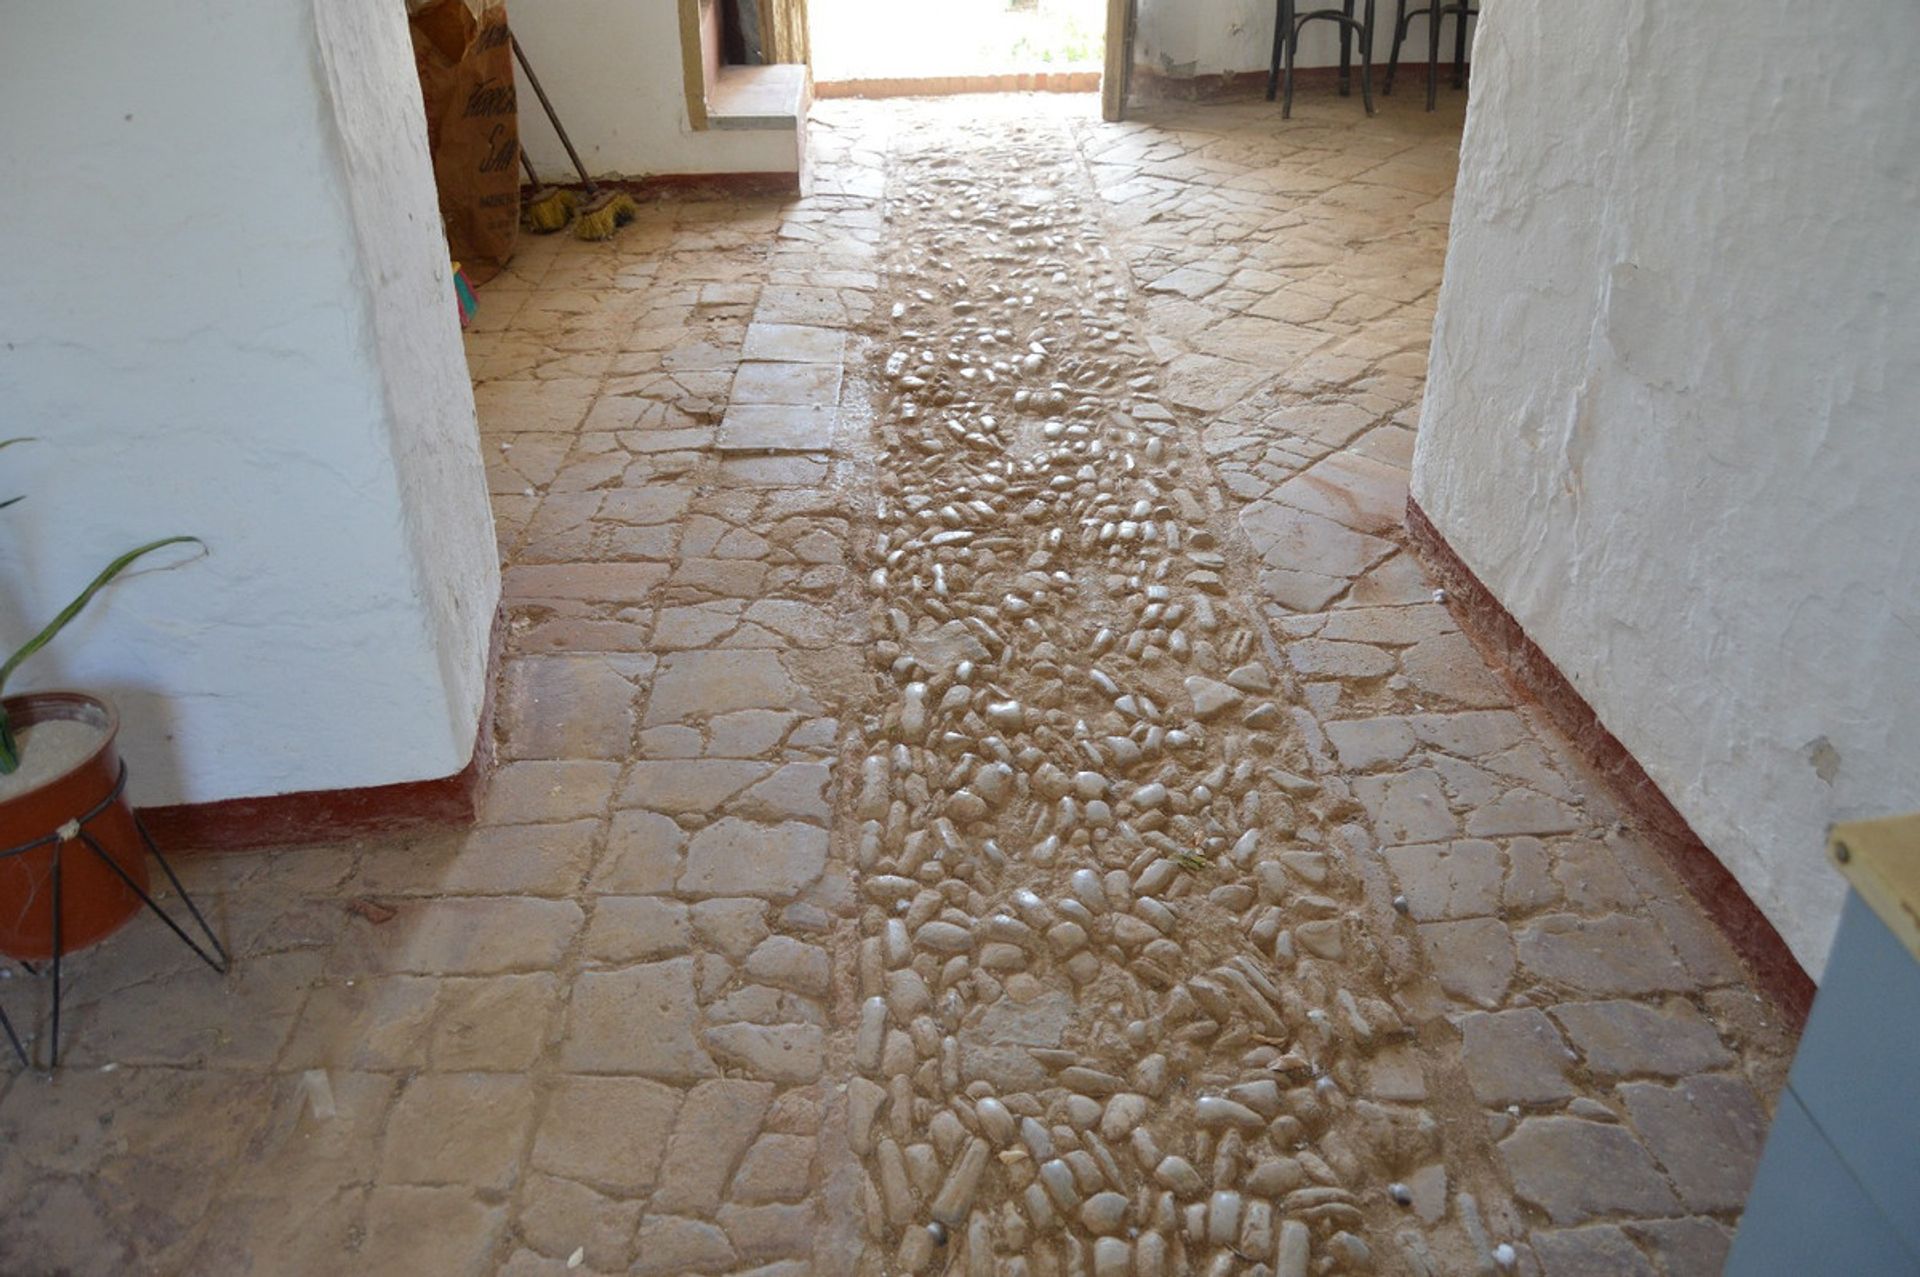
1728, 892, 1920, 1275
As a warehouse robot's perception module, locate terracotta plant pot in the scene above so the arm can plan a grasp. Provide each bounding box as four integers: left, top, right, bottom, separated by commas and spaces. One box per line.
0, 693, 150, 961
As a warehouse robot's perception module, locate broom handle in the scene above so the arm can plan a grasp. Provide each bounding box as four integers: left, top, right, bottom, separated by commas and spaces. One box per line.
510, 32, 597, 193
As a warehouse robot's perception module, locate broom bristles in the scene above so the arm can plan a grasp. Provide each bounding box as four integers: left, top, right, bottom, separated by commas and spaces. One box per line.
523, 187, 577, 233
574, 192, 638, 242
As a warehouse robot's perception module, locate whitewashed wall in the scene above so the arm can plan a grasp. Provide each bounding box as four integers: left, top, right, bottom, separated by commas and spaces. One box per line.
1411, 0, 1920, 977
1136, 0, 1447, 78
0, 0, 499, 806
510, 0, 799, 179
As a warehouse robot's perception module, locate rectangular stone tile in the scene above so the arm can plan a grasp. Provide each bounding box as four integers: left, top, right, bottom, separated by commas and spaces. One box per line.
716, 404, 836, 453
1353, 767, 1458, 843
1549, 999, 1733, 1079
720, 454, 831, 487
327, 897, 583, 976
560, 959, 717, 1078
515, 1174, 643, 1273
582, 896, 692, 963
1240, 499, 1395, 579
360, 1185, 507, 1273
679, 818, 828, 900
430, 973, 561, 1071
531, 1075, 683, 1194
60, 950, 318, 1070
591, 810, 687, 894
624, 425, 717, 454
503, 562, 668, 604
1498, 1116, 1680, 1225
1324, 716, 1416, 769
1618, 1076, 1768, 1213
1417, 917, 1516, 1009
1531, 1225, 1659, 1276
507, 607, 658, 657
1514, 913, 1694, 997
1456, 1008, 1577, 1106
1383, 840, 1503, 920
733, 360, 845, 405
1319, 603, 1457, 647
439, 821, 601, 897
473, 378, 598, 433
378, 1073, 537, 1190
618, 759, 769, 814
283, 975, 439, 1072
1272, 449, 1409, 536
188, 1184, 366, 1275
644, 650, 819, 726
480, 760, 619, 825
498, 655, 648, 760
653, 1079, 779, 1218
743, 322, 845, 363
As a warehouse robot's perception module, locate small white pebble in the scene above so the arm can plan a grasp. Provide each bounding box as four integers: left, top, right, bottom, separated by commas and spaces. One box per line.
1493, 1242, 1516, 1268
1432, 588, 1448, 604
567, 1246, 585, 1269
100, 1062, 119, 1073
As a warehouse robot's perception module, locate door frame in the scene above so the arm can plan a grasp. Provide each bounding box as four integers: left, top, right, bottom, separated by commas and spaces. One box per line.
1101, 0, 1136, 121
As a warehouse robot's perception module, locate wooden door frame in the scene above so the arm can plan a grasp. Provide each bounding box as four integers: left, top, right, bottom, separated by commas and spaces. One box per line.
677, 0, 711, 130
1101, 0, 1136, 121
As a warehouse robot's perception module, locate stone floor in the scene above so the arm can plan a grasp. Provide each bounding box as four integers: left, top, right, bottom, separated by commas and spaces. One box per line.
0, 93, 1796, 1277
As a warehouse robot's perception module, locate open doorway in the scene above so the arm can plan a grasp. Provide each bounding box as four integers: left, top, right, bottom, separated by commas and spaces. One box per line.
811, 0, 1109, 93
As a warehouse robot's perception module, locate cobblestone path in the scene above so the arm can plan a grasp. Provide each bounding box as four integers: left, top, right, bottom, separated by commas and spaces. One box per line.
0, 95, 1793, 1277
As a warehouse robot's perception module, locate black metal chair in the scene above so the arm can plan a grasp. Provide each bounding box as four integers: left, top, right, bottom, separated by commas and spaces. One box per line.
1384, 0, 1477, 110
1267, 0, 1378, 120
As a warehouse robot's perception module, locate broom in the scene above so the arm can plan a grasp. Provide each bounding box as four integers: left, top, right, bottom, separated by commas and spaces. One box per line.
520, 149, 576, 233
511, 33, 636, 241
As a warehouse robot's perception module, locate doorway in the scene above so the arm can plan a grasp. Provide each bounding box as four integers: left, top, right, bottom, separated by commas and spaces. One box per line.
811, 0, 1109, 91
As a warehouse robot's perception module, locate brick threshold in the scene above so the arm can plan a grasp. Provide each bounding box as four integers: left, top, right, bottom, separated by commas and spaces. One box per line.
1405, 496, 1816, 1030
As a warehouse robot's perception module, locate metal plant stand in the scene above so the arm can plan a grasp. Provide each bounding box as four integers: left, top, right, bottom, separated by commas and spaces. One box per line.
0, 762, 228, 1070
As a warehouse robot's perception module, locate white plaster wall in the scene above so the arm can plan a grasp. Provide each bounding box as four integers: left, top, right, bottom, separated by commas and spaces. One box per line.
317, 0, 501, 763
510, 0, 799, 178
0, 0, 499, 805
1411, 0, 1920, 977
1136, 0, 1432, 78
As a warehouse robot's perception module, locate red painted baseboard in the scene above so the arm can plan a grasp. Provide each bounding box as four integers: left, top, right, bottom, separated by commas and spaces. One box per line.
1405, 497, 1816, 1030
139, 611, 503, 853
524, 172, 802, 204
138, 745, 488, 853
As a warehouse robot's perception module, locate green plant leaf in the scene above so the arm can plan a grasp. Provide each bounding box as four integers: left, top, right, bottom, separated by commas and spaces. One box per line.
0, 536, 206, 697
0, 706, 16, 774
3, 439, 35, 515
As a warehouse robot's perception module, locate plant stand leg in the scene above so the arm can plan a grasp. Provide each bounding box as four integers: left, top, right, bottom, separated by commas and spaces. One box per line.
79, 820, 229, 976
2, 763, 230, 1070
50, 843, 63, 1068
0, 998, 25, 1068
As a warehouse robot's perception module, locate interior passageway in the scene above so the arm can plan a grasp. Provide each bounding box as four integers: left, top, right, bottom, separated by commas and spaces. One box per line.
0, 93, 1790, 1277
